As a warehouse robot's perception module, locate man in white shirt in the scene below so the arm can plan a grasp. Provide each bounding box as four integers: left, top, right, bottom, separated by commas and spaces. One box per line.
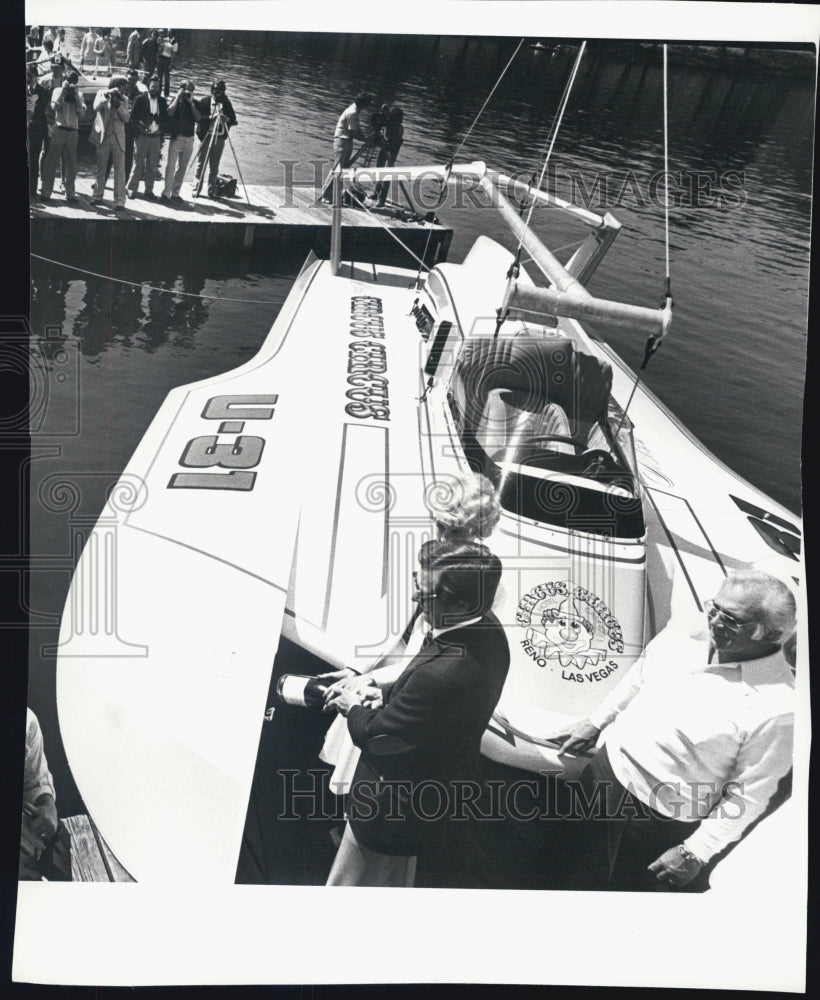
554, 569, 796, 891
321, 94, 373, 203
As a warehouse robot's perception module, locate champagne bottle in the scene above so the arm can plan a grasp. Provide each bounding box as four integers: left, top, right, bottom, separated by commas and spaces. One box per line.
274, 674, 329, 709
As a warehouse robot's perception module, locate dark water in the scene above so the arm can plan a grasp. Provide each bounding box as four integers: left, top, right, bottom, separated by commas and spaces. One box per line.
30, 32, 812, 811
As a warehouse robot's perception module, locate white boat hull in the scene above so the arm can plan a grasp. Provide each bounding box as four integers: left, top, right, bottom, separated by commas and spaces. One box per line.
56, 241, 802, 883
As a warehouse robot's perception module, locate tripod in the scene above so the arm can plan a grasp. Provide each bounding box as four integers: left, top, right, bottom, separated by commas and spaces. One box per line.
185, 105, 251, 206
319, 138, 374, 204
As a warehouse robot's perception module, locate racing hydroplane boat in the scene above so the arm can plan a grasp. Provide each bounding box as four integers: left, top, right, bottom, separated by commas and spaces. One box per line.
55, 158, 803, 885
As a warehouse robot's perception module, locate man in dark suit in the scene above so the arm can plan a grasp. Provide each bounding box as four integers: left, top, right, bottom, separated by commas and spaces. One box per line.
126, 74, 168, 199
325, 538, 510, 887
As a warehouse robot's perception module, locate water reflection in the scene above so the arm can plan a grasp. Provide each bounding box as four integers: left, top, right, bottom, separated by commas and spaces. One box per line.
30, 248, 299, 362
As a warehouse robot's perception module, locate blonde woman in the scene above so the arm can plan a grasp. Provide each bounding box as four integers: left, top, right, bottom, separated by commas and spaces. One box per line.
319, 473, 502, 792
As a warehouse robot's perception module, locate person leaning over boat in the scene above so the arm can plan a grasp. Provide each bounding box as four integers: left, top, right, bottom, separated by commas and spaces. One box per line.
91, 75, 131, 211
334, 93, 373, 168
324, 538, 510, 888
552, 569, 796, 892
193, 80, 237, 198
127, 75, 168, 200
162, 79, 201, 203
27, 62, 52, 199
40, 70, 84, 203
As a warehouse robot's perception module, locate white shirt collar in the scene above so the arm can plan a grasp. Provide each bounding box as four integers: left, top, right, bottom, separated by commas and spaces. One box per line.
432, 615, 484, 639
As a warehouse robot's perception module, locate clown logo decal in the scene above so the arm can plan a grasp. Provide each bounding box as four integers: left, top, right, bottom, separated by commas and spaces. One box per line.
516, 581, 625, 683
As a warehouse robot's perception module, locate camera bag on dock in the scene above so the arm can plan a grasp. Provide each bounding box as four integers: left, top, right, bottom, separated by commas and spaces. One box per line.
214, 174, 237, 198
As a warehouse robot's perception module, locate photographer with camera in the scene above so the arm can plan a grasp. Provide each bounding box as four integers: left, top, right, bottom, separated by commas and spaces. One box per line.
40, 70, 84, 203
127, 74, 168, 200
90, 74, 131, 210
371, 106, 404, 208
162, 79, 201, 202
27, 62, 52, 199
193, 79, 237, 199
103, 69, 144, 186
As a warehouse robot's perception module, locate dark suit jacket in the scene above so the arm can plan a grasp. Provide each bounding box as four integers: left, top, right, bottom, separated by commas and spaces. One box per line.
130, 92, 168, 135
346, 612, 509, 856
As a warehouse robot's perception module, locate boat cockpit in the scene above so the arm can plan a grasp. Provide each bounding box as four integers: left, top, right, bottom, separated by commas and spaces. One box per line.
447, 334, 645, 538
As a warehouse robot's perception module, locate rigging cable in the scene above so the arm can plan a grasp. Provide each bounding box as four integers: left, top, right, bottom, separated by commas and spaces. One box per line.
343, 188, 434, 273
514, 52, 583, 216
515, 40, 586, 262
347, 38, 527, 279
425, 37, 527, 213
450, 38, 526, 166
615, 43, 674, 437
493, 41, 586, 337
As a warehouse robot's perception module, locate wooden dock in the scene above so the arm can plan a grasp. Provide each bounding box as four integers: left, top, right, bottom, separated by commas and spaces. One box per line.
61, 814, 135, 882
30, 181, 453, 266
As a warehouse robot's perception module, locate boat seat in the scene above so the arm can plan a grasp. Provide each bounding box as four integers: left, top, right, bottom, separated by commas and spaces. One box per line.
455, 335, 576, 434
455, 334, 613, 432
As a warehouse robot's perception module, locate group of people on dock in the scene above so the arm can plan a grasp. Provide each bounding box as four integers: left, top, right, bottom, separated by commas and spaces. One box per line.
26, 25, 238, 210
27, 27, 413, 215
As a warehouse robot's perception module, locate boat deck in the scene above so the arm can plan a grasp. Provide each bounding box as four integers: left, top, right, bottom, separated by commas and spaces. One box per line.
30, 181, 453, 265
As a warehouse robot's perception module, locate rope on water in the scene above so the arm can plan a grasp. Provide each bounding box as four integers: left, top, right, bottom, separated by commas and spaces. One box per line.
30, 253, 291, 304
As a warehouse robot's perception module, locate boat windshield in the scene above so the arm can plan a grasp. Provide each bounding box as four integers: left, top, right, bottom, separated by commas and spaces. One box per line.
448, 335, 645, 538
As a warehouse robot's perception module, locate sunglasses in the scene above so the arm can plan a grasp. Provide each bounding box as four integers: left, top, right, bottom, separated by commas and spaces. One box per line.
704, 599, 763, 633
